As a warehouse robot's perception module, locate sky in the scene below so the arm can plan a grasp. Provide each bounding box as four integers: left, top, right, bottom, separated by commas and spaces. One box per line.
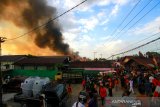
1, 0, 160, 59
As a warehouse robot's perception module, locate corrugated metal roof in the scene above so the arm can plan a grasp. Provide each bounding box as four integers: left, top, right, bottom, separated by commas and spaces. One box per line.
14, 56, 69, 65
0, 55, 26, 62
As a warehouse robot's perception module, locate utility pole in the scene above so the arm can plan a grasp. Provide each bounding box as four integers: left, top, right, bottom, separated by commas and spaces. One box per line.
93, 52, 97, 60
0, 37, 7, 107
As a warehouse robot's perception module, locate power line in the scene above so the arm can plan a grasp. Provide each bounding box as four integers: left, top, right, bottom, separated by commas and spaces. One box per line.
110, 0, 160, 47
6, 0, 88, 41
106, 0, 159, 48
104, 0, 153, 47
107, 34, 160, 59
127, 0, 160, 31
108, 0, 142, 41
116, 32, 160, 53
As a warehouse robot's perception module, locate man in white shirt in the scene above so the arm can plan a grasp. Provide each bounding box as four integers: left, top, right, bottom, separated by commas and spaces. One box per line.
129, 78, 134, 94
72, 101, 85, 107
72, 92, 87, 107
149, 75, 154, 83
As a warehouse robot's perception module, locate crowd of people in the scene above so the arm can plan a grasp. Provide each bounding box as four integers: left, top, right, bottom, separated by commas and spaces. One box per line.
119, 69, 160, 98
70, 74, 119, 107
66, 65, 160, 107
72, 70, 160, 107
71, 76, 99, 107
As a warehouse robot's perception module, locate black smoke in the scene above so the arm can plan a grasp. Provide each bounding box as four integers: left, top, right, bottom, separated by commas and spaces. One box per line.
0, 0, 70, 55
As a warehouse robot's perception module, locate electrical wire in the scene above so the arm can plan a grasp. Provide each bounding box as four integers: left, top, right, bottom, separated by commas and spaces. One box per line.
127, 0, 160, 31
104, 0, 154, 47
106, 0, 159, 49
109, 0, 160, 48
117, 32, 160, 53
106, 33, 160, 59
6, 0, 88, 41
107, 33, 160, 59
109, 0, 142, 40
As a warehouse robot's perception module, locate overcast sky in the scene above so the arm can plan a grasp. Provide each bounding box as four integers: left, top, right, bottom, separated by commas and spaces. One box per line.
1, 0, 160, 59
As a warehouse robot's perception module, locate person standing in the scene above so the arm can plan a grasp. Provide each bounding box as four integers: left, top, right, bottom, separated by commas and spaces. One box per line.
120, 75, 125, 88
88, 92, 98, 107
99, 84, 107, 106
153, 74, 160, 97
114, 78, 119, 91
125, 76, 129, 89
82, 79, 86, 90
72, 98, 85, 107
129, 78, 134, 94
67, 83, 72, 93
67, 84, 72, 102
144, 78, 152, 96
72, 91, 87, 107
108, 78, 113, 97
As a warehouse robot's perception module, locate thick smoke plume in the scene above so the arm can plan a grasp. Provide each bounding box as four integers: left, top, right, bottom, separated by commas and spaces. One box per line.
0, 0, 70, 55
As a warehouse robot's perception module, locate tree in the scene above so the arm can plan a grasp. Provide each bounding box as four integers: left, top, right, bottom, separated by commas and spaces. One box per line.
146, 51, 160, 58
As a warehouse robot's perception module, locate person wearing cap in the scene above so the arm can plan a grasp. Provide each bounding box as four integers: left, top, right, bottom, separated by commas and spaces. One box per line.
72, 91, 88, 107
72, 100, 85, 107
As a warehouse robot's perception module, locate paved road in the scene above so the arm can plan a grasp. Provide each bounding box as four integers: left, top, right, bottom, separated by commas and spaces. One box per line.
68, 84, 140, 107
4, 84, 153, 107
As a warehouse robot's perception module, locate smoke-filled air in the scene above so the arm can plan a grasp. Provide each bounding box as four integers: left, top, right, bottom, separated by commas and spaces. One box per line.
0, 0, 71, 55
